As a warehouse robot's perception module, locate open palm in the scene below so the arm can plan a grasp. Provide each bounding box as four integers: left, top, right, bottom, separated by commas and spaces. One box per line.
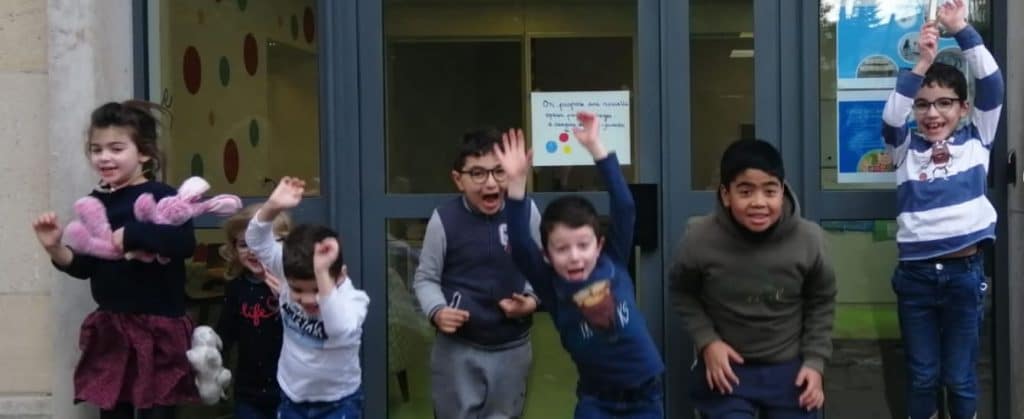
572, 111, 601, 148
937, 0, 967, 33
268, 177, 305, 210
494, 128, 531, 181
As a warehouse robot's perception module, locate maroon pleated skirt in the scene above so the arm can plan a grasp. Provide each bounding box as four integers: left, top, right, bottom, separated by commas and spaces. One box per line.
74, 311, 200, 409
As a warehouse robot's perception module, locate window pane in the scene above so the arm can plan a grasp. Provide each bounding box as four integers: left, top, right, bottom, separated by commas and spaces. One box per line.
690, 0, 754, 190
384, 0, 637, 194
818, 0, 990, 190
150, 0, 321, 196
821, 220, 993, 418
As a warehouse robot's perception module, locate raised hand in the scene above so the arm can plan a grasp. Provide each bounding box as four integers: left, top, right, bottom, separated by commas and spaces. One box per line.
937, 0, 968, 34
498, 293, 538, 319
571, 111, 608, 160
267, 177, 305, 212
32, 212, 74, 266
796, 366, 825, 411
32, 212, 63, 250
313, 237, 340, 276
914, 22, 940, 75
702, 340, 745, 394
493, 128, 532, 199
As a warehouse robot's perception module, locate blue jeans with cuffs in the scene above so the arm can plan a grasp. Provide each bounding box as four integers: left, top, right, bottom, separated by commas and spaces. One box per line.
892, 253, 986, 419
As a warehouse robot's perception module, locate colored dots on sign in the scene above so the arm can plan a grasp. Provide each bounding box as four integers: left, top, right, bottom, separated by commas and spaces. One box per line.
545, 141, 557, 153
224, 139, 239, 183
190, 154, 204, 177
249, 120, 260, 147
558, 132, 569, 142
182, 46, 202, 94
563, 145, 572, 154
303, 7, 316, 43
218, 56, 230, 86
243, 34, 258, 76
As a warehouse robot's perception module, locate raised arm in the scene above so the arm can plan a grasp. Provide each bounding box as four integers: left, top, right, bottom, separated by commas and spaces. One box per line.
573, 111, 634, 263
939, 0, 1003, 145
494, 129, 555, 303
881, 22, 937, 159
246, 177, 305, 278
313, 237, 370, 344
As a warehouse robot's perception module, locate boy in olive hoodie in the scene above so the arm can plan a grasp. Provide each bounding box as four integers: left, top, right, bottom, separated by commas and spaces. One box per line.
669, 139, 837, 418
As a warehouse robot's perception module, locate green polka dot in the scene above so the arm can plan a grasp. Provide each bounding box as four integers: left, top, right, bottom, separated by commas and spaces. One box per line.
290, 15, 299, 40
190, 154, 204, 177
237, 0, 247, 11
218, 57, 230, 86
249, 120, 260, 146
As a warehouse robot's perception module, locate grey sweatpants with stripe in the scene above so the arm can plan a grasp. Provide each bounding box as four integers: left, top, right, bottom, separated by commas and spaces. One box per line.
431, 333, 532, 419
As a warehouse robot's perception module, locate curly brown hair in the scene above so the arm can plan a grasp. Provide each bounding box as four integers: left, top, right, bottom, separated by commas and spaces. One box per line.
219, 204, 292, 279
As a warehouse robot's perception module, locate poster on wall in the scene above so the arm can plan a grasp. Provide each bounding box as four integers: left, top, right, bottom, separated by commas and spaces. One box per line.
530, 90, 631, 167
836, 90, 896, 184
836, 0, 967, 90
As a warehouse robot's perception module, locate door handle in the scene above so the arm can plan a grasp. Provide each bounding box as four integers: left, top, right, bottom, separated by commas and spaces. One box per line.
628, 183, 658, 252
1009, 149, 1017, 186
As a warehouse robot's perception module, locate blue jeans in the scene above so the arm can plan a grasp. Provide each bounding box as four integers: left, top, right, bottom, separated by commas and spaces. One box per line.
574, 376, 664, 419
234, 400, 277, 419
277, 388, 364, 419
690, 358, 820, 419
892, 254, 986, 419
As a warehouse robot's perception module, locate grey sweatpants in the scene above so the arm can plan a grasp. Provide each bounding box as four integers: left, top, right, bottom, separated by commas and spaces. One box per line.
430, 333, 532, 419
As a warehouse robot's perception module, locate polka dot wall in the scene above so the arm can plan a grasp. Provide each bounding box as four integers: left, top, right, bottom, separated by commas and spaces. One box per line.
161, 0, 316, 196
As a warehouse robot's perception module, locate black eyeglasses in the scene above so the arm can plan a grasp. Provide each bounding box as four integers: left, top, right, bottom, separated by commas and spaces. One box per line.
912, 97, 962, 114
458, 167, 507, 184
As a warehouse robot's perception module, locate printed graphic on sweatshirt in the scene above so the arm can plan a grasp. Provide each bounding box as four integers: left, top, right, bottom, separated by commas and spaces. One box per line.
499, 223, 510, 253
241, 295, 279, 327
281, 301, 327, 349
572, 279, 629, 339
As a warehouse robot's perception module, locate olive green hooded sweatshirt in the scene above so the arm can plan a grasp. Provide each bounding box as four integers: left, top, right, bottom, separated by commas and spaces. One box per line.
669, 187, 837, 373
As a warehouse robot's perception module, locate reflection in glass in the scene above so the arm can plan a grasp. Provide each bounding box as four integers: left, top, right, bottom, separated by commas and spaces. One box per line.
818, 0, 990, 190
150, 0, 320, 196
689, 0, 754, 190
385, 219, 578, 419
384, 0, 637, 194
820, 220, 993, 418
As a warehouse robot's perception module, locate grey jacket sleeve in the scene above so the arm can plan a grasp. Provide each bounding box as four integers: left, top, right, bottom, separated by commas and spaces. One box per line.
412, 210, 447, 320
522, 200, 543, 297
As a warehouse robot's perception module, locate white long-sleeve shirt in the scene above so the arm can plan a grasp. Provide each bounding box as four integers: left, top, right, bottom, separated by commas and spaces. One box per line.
246, 212, 370, 402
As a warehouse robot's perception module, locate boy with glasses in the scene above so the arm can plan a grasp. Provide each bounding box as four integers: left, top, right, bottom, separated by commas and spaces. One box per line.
413, 128, 542, 419
880, 1, 1003, 418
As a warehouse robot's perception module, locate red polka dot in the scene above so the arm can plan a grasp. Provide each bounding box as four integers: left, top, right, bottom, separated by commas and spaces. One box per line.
303, 7, 315, 43
558, 132, 569, 142
183, 46, 202, 94
224, 139, 239, 183
243, 34, 258, 76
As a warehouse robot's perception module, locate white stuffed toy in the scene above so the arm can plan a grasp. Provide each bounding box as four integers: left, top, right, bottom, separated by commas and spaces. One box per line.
186, 325, 232, 405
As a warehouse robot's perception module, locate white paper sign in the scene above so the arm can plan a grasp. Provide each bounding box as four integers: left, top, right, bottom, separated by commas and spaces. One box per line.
530, 90, 631, 167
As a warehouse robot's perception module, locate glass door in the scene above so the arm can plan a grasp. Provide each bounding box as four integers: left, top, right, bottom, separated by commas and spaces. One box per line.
357, 0, 663, 416
807, 1, 1005, 417
661, 0, 790, 417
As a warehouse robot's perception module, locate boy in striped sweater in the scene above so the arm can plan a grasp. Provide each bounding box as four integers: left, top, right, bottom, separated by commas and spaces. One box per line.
880, 1, 1003, 418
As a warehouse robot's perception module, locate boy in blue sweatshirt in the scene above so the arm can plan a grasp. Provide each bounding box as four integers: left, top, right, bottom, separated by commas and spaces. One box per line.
496, 111, 664, 418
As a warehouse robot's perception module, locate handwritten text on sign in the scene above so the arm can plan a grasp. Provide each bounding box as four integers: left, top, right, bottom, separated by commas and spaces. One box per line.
530, 90, 631, 167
